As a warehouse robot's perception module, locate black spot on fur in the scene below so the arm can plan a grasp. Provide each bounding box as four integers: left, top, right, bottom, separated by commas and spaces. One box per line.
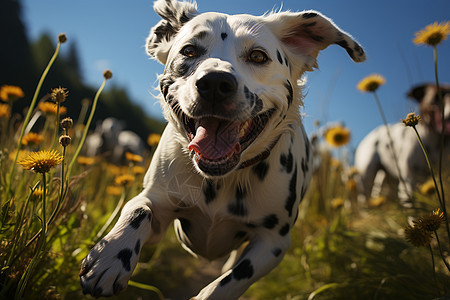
285, 166, 298, 217
285, 80, 293, 106
277, 50, 283, 64
221, 32, 228, 40
228, 186, 248, 216
193, 30, 209, 40
280, 148, 293, 173
302, 12, 318, 19
233, 259, 254, 280
279, 223, 290, 236
303, 21, 317, 27
336, 39, 355, 60
179, 218, 191, 237
253, 161, 269, 181
134, 239, 141, 255
159, 76, 174, 99
117, 249, 133, 272
220, 274, 232, 286
293, 207, 299, 225
262, 214, 279, 229
246, 222, 257, 228
272, 247, 282, 257
129, 208, 149, 229
284, 56, 289, 67
203, 180, 216, 204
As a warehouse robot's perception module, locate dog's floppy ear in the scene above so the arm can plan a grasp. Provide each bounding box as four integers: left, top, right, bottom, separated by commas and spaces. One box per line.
146, 0, 198, 64
264, 10, 365, 71
407, 84, 430, 102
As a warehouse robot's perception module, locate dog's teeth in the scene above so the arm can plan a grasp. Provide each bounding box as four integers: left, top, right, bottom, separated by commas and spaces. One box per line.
239, 121, 250, 138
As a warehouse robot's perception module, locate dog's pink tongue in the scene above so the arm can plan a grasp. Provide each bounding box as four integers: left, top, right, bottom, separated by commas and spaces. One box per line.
188, 117, 241, 159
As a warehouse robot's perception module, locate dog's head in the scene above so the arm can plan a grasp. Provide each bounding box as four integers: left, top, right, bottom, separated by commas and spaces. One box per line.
408, 83, 450, 135
146, 0, 365, 177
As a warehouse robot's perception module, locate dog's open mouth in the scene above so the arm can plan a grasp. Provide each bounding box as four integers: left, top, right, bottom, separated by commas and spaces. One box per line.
183, 110, 274, 176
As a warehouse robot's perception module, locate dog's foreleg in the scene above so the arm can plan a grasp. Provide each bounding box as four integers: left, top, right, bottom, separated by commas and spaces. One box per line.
194, 234, 291, 300
80, 194, 156, 297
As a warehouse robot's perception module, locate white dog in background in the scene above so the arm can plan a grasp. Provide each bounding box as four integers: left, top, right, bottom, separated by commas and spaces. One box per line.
355, 83, 450, 207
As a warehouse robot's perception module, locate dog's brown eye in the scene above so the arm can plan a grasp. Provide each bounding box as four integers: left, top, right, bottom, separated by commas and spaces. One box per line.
249, 50, 268, 64
181, 45, 198, 58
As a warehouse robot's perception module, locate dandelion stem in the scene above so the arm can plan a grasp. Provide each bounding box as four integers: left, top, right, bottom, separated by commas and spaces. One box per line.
372, 92, 410, 201
3, 39, 63, 222
428, 245, 440, 297
95, 187, 126, 241
128, 280, 165, 300
66, 77, 107, 180
434, 231, 450, 272
433, 46, 448, 242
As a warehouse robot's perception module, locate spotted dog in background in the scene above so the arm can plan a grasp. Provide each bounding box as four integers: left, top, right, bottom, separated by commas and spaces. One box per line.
355, 83, 450, 207
80, 0, 365, 298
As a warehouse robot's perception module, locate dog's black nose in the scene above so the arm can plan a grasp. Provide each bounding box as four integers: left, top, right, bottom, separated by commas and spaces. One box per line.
196, 72, 237, 102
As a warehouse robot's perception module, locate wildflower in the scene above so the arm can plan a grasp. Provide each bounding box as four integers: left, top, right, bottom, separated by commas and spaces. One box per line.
0, 85, 24, 102
50, 86, 68, 103
331, 198, 345, 209
22, 132, 44, 146
0, 103, 11, 118
59, 135, 71, 147
58, 33, 67, 43
402, 112, 421, 127
324, 126, 351, 147
369, 196, 386, 208
413, 21, 450, 47
38, 102, 67, 115
32, 187, 44, 199
147, 133, 161, 147
125, 152, 143, 163
106, 185, 122, 196
77, 156, 96, 166
114, 174, 135, 186
414, 208, 446, 232
132, 165, 146, 175
103, 69, 113, 80
61, 117, 73, 130
357, 74, 386, 93
419, 179, 436, 195
404, 225, 432, 247
9, 149, 30, 161
18, 150, 64, 174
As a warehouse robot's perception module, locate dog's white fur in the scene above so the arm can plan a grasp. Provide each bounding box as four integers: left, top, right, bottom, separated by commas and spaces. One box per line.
80, 1, 365, 298
355, 83, 450, 206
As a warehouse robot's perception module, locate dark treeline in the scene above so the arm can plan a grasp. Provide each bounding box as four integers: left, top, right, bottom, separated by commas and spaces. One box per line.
0, 0, 165, 140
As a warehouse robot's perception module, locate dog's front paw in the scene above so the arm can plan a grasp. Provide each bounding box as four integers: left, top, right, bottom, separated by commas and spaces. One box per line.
80, 237, 141, 297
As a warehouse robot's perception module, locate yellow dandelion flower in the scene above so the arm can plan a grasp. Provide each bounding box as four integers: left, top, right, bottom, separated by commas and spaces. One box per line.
0, 85, 24, 102
51, 86, 68, 103
132, 165, 146, 175
419, 179, 435, 195
22, 132, 45, 146
38, 102, 67, 115
125, 152, 143, 163
0, 103, 10, 118
402, 112, 421, 127
77, 156, 96, 166
18, 150, 64, 173
114, 174, 135, 186
32, 186, 44, 199
9, 149, 30, 161
331, 198, 345, 209
147, 133, 161, 147
414, 208, 446, 232
413, 21, 450, 47
404, 225, 432, 247
346, 179, 357, 191
357, 74, 386, 93
369, 196, 386, 208
106, 185, 122, 196
324, 126, 351, 147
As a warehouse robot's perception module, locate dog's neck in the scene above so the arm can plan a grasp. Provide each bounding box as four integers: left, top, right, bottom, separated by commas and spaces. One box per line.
238, 135, 281, 169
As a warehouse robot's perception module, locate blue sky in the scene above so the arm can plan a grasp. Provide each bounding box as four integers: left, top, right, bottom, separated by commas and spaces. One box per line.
21, 0, 450, 149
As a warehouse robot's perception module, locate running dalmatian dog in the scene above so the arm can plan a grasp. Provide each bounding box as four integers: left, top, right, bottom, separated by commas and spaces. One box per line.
355, 83, 450, 207
80, 0, 365, 298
